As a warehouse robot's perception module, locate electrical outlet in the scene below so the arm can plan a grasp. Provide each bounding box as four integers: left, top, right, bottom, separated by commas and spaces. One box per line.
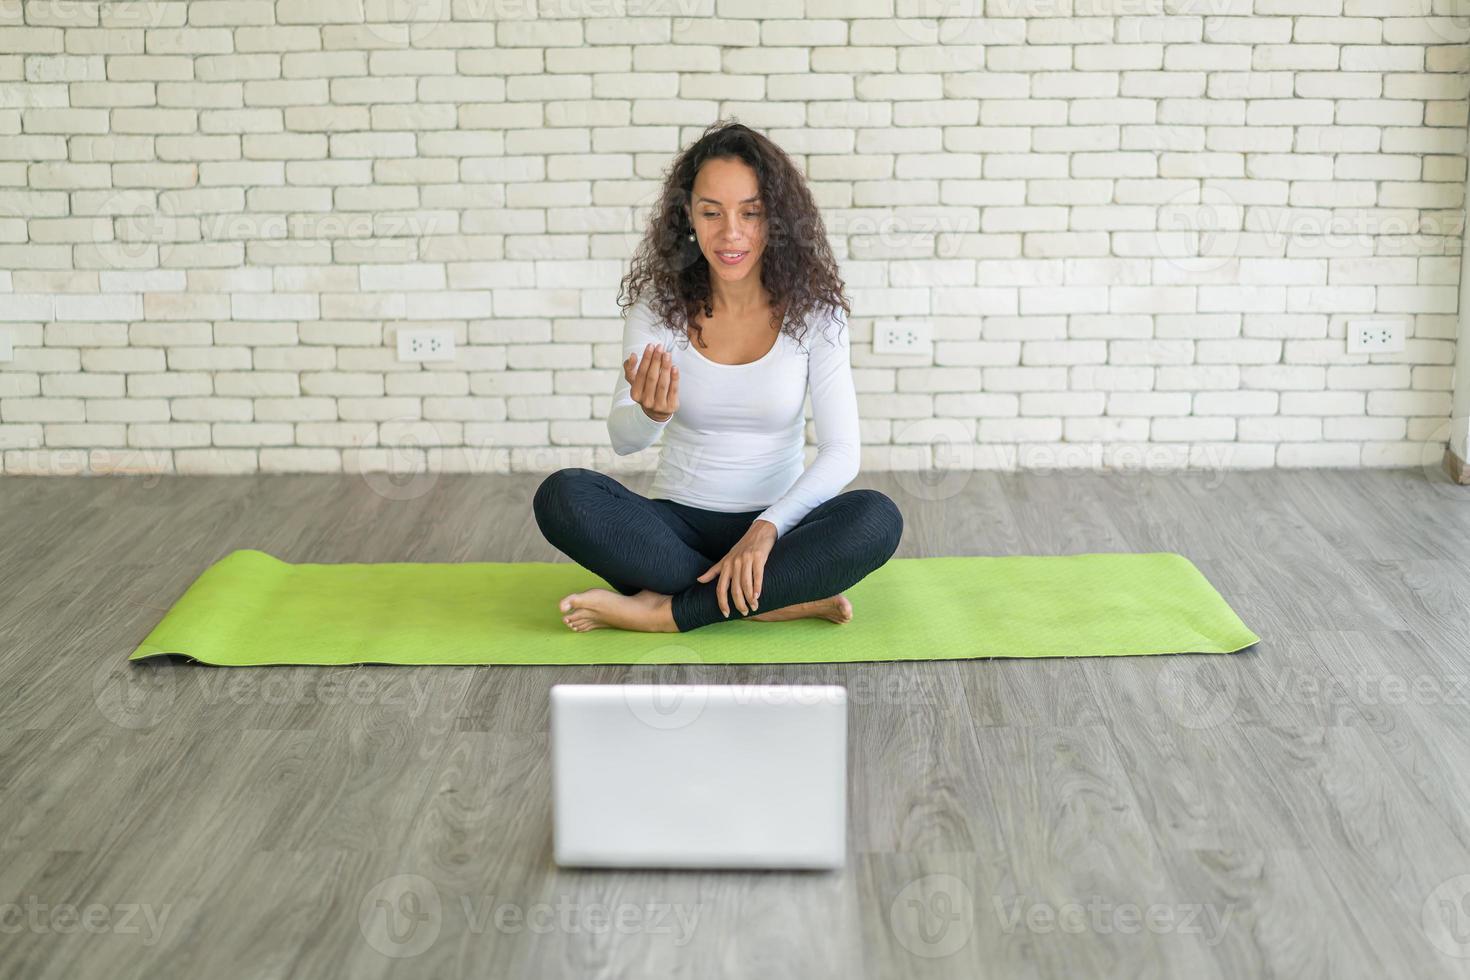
873, 319, 932, 356
397, 328, 456, 363
1346, 319, 1404, 355
0, 328, 11, 363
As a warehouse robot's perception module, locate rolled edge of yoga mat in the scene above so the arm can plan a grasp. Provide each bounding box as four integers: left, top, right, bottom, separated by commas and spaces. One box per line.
126, 548, 1262, 666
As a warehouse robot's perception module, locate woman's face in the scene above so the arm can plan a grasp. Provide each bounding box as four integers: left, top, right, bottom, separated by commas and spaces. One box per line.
687, 156, 766, 285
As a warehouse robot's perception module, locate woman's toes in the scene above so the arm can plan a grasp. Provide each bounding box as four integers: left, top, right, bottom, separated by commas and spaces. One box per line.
565, 605, 601, 631
835, 596, 853, 622
552, 587, 675, 634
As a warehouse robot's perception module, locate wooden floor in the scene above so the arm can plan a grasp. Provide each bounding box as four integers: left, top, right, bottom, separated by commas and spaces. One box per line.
3, 464, 1470, 979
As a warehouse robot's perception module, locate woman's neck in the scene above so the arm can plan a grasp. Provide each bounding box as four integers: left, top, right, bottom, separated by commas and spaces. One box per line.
708, 273, 767, 317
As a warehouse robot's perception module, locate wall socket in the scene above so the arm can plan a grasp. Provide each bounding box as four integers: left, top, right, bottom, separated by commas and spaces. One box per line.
0, 328, 11, 363
397, 328, 455, 363
1346, 319, 1405, 355
873, 319, 932, 356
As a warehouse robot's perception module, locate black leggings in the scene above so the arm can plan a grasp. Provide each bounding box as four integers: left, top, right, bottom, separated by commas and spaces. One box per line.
532, 467, 904, 632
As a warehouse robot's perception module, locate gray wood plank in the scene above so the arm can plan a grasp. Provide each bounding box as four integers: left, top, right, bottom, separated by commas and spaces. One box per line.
2, 467, 1469, 979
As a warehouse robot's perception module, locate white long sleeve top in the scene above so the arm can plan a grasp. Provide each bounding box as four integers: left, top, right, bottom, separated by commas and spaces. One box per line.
607, 295, 861, 539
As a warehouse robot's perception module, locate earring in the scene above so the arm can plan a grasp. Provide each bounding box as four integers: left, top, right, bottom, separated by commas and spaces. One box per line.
686, 232, 694, 241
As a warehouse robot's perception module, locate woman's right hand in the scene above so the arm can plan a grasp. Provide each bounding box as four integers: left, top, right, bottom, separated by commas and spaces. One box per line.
625, 342, 679, 423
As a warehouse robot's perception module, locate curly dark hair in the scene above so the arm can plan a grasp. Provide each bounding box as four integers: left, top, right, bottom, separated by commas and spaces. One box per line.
617, 117, 850, 351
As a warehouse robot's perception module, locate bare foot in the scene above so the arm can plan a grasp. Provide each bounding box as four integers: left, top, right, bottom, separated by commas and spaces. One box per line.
559, 588, 678, 633
748, 594, 852, 625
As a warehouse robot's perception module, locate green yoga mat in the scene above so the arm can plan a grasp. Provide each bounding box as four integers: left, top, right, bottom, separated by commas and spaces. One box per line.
127, 549, 1259, 666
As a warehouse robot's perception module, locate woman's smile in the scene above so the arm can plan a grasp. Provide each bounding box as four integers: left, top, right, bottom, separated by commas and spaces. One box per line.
714, 249, 748, 266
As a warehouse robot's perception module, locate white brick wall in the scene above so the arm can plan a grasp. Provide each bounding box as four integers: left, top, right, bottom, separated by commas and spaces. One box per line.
0, 1, 1466, 478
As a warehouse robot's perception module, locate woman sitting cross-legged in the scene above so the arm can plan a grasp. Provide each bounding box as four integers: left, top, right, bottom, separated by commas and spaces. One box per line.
532, 118, 904, 634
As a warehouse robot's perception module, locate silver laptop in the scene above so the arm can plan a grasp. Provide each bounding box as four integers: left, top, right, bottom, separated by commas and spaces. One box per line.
551, 684, 847, 870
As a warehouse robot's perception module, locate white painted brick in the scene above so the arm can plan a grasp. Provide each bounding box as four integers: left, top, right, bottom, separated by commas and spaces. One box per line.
1279, 391, 1364, 415
359, 263, 446, 291
3, 398, 84, 422
174, 448, 257, 473
213, 422, 294, 447
0, 12, 1448, 476
497, 21, 582, 47
338, 397, 419, 421
87, 399, 170, 422
44, 423, 125, 447
464, 421, 547, 447
980, 418, 1064, 442
167, 347, 252, 371
130, 373, 214, 397
231, 293, 319, 321
1276, 443, 1360, 467
54, 294, 143, 322
256, 398, 335, 422
128, 423, 213, 449
1324, 416, 1407, 441
260, 448, 340, 471
1366, 390, 1453, 416
143, 293, 229, 320
1151, 417, 1236, 441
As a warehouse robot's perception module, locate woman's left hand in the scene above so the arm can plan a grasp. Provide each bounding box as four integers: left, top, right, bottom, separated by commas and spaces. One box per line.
697, 519, 777, 617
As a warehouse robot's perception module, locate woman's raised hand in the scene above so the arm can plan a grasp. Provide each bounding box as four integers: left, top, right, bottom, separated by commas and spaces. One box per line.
625, 343, 679, 423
